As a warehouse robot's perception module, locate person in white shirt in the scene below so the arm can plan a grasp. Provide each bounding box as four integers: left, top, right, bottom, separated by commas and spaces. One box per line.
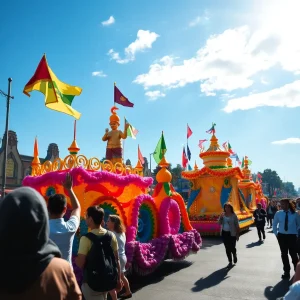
48, 173, 81, 266
273, 198, 300, 280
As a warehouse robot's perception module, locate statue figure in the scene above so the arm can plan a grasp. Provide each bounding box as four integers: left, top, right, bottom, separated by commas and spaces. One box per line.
102, 106, 129, 165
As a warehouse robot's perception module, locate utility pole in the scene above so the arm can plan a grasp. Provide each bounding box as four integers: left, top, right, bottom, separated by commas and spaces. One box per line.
0, 78, 13, 199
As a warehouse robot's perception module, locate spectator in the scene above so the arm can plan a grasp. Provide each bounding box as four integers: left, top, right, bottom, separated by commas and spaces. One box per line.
273, 198, 300, 279
253, 203, 267, 242
266, 201, 278, 228
76, 206, 121, 300
218, 203, 240, 268
107, 215, 132, 299
0, 187, 81, 299
48, 172, 80, 266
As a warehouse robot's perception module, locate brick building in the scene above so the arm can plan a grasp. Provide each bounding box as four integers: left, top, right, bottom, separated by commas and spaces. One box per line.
0, 130, 59, 192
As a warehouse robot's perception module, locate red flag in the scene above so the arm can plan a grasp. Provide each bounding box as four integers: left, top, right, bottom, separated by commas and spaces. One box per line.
138, 145, 145, 165
182, 147, 188, 168
114, 84, 134, 107
187, 124, 193, 139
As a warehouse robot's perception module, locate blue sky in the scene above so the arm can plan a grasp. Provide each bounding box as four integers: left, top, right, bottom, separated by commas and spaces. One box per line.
1, 0, 300, 187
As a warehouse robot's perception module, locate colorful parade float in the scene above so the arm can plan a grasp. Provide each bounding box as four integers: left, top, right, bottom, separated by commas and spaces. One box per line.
238, 156, 257, 213
22, 107, 201, 281
255, 180, 268, 210
182, 128, 254, 235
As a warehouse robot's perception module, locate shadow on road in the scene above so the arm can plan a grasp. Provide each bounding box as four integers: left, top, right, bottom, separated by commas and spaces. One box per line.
246, 241, 263, 248
127, 260, 193, 294
201, 237, 223, 249
191, 267, 231, 292
264, 279, 292, 300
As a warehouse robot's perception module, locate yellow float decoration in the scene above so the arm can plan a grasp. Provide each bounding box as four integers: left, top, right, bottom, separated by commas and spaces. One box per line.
182, 127, 254, 235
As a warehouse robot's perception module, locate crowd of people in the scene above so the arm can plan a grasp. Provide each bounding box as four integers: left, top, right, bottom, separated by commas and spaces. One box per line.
0, 173, 132, 300
218, 197, 300, 299
2, 172, 300, 299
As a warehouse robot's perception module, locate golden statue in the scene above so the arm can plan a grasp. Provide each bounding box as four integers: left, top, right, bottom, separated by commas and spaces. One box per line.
102, 106, 129, 164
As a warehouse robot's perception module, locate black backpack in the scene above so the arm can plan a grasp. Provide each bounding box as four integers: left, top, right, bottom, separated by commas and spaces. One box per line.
84, 231, 118, 292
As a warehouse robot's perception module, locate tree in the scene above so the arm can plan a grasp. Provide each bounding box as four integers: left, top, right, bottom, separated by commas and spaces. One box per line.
282, 182, 298, 197
170, 164, 184, 186
261, 169, 283, 197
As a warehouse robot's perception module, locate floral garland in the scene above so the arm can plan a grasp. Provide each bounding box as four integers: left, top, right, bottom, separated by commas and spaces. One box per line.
126, 194, 158, 243
23, 166, 153, 190
159, 198, 181, 235
182, 166, 244, 180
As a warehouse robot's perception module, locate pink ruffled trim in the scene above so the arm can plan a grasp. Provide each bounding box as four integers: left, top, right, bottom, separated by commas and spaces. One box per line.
126, 194, 156, 242
23, 166, 153, 189
159, 197, 181, 235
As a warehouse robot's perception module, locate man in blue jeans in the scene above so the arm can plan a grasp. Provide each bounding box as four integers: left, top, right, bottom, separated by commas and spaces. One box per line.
48, 173, 81, 267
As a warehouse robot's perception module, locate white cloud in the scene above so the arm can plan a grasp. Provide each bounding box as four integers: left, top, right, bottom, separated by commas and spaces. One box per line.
189, 10, 210, 27
223, 80, 300, 112
134, 2, 300, 103
92, 71, 107, 77
102, 16, 115, 26
134, 26, 277, 95
145, 90, 166, 101
272, 138, 300, 145
108, 30, 159, 64
260, 77, 269, 85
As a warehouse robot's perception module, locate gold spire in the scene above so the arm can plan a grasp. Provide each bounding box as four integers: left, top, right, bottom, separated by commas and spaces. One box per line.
205, 134, 223, 152
194, 160, 198, 170
68, 139, 80, 155
32, 137, 40, 166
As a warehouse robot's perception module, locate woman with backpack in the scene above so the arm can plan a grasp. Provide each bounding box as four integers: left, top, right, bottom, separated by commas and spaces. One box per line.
107, 215, 132, 299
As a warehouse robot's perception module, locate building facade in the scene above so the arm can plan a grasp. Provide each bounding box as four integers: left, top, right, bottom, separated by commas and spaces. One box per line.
0, 131, 59, 192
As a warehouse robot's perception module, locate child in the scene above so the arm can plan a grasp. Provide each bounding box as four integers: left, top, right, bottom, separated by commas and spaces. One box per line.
107, 215, 132, 299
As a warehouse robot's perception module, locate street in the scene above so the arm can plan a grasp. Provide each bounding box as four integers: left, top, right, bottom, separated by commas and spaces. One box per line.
127, 227, 293, 300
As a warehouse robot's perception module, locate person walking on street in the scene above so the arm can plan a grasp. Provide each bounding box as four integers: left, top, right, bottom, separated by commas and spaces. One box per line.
218, 203, 240, 268
254, 203, 267, 242
273, 198, 300, 280
266, 201, 278, 228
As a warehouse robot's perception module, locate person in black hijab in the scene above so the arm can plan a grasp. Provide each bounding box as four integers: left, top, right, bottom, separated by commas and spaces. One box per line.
0, 187, 82, 299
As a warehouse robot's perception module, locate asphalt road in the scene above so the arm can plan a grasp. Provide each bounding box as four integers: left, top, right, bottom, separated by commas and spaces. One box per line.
126, 226, 295, 300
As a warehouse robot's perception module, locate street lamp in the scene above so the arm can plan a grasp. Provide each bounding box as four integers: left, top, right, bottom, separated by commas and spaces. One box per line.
0, 78, 13, 199
149, 152, 155, 175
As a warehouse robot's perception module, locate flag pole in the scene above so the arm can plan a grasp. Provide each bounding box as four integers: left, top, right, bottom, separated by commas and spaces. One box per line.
114, 82, 116, 106
74, 120, 77, 140
123, 116, 125, 162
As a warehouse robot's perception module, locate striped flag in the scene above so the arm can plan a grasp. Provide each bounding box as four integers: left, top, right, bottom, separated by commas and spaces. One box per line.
125, 118, 138, 139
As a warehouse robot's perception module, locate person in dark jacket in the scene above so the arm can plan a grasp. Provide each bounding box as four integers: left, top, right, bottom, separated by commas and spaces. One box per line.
266, 201, 278, 228
253, 203, 267, 242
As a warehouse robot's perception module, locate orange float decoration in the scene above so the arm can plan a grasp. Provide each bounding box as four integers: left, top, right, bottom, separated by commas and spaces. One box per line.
182, 125, 254, 235
22, 109, 201, 281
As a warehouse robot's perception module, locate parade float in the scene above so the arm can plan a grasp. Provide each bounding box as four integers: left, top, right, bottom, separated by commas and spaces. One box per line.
255, 180, 268, 209
238, 156, 257, 213
22, 107, 201, 282
181, 130, 254, 236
